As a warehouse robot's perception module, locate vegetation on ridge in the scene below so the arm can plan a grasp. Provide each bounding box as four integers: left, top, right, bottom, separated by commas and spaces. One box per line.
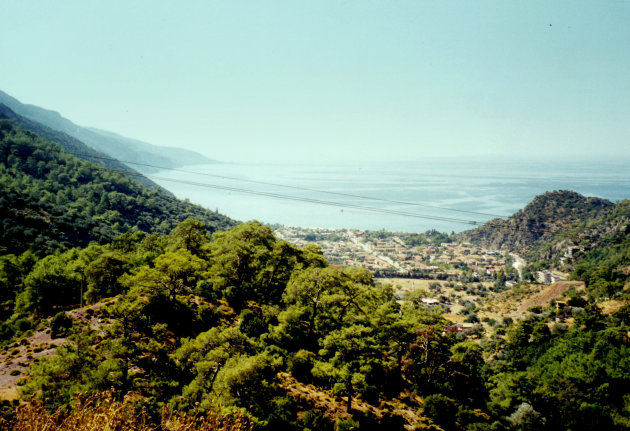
0, 103, 161, 191
459, 190, 614, 257
0, 120, 236, 257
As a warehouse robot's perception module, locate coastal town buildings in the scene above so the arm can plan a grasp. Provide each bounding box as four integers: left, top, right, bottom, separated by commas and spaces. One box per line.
274, 226, 506, 281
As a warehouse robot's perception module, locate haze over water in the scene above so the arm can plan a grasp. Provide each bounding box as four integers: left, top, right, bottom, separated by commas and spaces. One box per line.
151, 157, 630, 233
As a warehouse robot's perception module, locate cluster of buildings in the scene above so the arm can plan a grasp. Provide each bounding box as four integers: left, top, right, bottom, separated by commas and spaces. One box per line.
535, 270, 567, 285
274, 226, 507, 280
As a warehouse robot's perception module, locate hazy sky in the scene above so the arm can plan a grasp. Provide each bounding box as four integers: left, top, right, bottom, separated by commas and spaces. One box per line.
1, 1, 629, 163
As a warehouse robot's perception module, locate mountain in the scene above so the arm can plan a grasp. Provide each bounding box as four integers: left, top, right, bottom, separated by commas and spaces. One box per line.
0, 90, 218, 173
458, 190, 615, 257
0, 103, 163, 191
0, 119, 236, 256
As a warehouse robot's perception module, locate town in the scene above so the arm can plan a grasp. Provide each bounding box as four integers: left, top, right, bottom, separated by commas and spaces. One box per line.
274, 225, 508, 281
274, 225, 578, 332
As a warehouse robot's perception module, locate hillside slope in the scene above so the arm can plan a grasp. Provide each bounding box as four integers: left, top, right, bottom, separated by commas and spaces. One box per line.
0, 104, 162, 191
0, 120, 236, 256
459, 190, 614, 256
0, 90, 217, 173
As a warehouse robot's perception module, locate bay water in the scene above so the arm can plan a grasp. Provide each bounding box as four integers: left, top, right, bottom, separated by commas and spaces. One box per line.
149, 158, 630, 234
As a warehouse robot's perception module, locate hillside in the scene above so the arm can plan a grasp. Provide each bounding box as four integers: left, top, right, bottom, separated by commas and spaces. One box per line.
0, 120, 236, 256
0, 90, 217, 173
0, 104, 162, 191
0, 219, 627, 430
459, 190, 614, 257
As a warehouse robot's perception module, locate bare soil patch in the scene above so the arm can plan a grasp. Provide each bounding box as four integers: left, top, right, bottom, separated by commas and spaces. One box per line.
0, 299, 116, 400
516, 281, 584, 315
0, 330, 64, 400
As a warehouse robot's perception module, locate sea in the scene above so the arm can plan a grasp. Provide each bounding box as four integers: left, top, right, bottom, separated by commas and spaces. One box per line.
149, 158, 630, 234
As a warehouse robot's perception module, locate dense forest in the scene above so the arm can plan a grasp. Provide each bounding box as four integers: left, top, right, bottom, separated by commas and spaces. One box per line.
0, 103, 161, 191
0, 121, 629, 430
0, 120, 235, 257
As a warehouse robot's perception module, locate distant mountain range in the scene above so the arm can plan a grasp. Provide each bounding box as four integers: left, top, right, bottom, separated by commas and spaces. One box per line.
0, 90, 218, 173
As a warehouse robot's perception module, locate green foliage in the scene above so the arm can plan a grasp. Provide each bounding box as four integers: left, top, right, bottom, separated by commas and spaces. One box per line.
423, 393, 458, 429
239, 308, 267, 338
50, 312, 73, 338
0, 121, 235, 257
84, 251, 127, 302
174, 326, 254, 410
20, 329, 101, 410
5, 202, 630, 430
206, 221, 324, 309
165, 219, 210, 255
0, 251, 36, 315
402, 229, 455, 246
123, 248, 207, 302
17, 250, 82, 314
313, 324, 377, 412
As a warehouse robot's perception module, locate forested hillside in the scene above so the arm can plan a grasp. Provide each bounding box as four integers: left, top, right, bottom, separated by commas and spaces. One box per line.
0, 120, 235, 256
0, 104, 161, 191
0, 218, 628, 430
459, 190, 614, 259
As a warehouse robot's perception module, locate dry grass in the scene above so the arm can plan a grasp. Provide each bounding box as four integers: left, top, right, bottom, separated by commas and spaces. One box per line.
598, 300, 628, 315
277, 372, 355, 420
0, 333, 62, 400
1, 391, 253, 431
516, 282, 583, 315
277, 372, 432, 430
477, 281, 586, 322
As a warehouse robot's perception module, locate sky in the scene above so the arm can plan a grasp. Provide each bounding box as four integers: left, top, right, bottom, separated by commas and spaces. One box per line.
1, 1, 629, 163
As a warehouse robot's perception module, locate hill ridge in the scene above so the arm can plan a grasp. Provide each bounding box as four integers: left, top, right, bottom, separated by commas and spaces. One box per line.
0, 89, 218, 173
0, 103, 164, 191
458, 190, 615, 255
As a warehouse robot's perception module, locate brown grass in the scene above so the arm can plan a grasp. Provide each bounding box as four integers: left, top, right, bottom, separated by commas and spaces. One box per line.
599, 300, 628, 315
517, 282, 583, 314
1, 391, 253, 431
277, 372, 432, 430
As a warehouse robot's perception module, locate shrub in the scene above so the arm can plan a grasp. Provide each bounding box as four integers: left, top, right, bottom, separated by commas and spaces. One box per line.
527, 305, 543, 314
334, 417, 360, 431
423, 393, 458, 429
0, 323, 15, 341
15, 319, 32, 332
50, 312, 73, 338
239, 309, 266, 338
287, 349, 316, 382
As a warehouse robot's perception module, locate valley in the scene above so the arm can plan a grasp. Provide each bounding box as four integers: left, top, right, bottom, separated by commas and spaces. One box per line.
0, 103, 629, 429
